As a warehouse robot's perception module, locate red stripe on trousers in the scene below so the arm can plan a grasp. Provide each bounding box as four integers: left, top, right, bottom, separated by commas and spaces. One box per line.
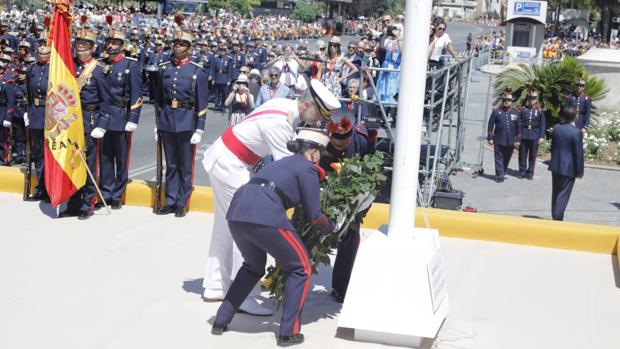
277, 228, 311, 335
122, 131, 133, 204
185, 144, 197, 210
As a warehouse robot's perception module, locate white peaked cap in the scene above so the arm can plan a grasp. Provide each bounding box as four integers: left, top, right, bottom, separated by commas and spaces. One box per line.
309, 79, 342, 120
295, 128, 330, 148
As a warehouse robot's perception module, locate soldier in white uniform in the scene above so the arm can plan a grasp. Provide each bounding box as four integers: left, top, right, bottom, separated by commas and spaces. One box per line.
201, 80, 340, 315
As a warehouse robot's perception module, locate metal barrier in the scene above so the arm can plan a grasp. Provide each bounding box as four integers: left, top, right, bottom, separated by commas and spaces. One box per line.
342, 55, 474, 207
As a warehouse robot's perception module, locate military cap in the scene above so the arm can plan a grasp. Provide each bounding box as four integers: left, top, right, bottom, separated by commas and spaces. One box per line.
0, 53, 11, 62
502, 93, 513, 101
295, 128, 330, 148
76, 28, 97, 44
18, 41, 31, 49
173, 31, 194, 45
529, 90, 539, 98
231, 39, 240, 46
106, 28, 126, 42
309, 79, 342, 120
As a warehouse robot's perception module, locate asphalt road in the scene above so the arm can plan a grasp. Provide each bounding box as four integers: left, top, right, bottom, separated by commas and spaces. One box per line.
127, 22, 488, 187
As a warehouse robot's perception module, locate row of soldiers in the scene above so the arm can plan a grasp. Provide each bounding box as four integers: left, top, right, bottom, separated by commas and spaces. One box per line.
0, 21, 211, 219
487, 81, 591, 183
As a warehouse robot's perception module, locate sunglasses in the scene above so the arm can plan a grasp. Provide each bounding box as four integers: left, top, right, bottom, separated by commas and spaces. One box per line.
577, 83, 585, 87
348, 46, 356, 50
437, 27, 446, 31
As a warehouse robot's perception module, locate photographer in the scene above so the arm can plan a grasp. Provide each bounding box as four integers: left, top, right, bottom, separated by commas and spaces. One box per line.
224, 74, 255, 126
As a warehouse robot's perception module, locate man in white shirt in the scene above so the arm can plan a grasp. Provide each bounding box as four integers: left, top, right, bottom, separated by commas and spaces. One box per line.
201, 80, 340, 315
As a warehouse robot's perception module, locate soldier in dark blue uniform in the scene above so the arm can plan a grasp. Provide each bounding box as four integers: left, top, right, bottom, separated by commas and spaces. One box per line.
548, 106, 584, 221
319, 116, 376, 303
25, 46, 50, 201
0, 19, 18, 50
253, 39, 268, 72
211, 46, 232, 111
154, 31, 209, 217
58, 29, 111, 219
99, 29, 143, 210
6, 66, 26, 165
212, 129, 342, 346
518, 90, 546, 180
230, 40, 246, 83
0, 61, 16, 166
145, 38, 168, 103
487, 93, 520, 183
565, 78, 591, 136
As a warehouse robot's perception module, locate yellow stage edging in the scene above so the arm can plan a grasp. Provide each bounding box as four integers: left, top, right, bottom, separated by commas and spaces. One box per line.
2, 166, 619, 255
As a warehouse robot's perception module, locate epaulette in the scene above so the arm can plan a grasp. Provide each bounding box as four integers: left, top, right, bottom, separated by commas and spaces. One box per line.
190, 61, 203, 69
368, 129, 378, 143
97, 61, 107, 68
125, 57, 138, 62
159, 61, 170, 67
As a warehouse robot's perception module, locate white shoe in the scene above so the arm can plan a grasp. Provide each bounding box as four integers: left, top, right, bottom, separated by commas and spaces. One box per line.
238, 298, 274, 316
202, 289, 224, 302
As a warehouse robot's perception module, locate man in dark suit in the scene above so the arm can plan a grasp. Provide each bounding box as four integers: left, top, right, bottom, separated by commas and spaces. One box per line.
548, 106, 584, 221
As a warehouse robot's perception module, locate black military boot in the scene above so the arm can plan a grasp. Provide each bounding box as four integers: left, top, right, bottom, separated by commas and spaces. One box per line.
277, 333, 304, 347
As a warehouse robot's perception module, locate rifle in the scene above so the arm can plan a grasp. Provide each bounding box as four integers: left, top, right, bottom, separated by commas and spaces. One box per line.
6, 123, 13, 164
23, 126, 31, 201
153, 104, 163, 214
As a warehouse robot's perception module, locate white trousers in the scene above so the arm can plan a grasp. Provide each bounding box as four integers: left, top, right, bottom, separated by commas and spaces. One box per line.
202, 161, 258, 297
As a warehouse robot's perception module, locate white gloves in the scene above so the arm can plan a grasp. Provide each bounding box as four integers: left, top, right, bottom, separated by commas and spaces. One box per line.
154, 128, 158, 142
23, 113, 28, 127
2, 120, 10, 128
334, 210, 347, 232
190, 129, 203, 144
125, 122, 138, 132
90, 127, 106, 139
355, 193, 375, 213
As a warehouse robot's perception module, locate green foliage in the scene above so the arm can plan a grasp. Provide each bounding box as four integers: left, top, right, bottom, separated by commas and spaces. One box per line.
292, 1, 326, 23
265, 152, 387, 306
494, 57, 609, 123
208, 0, 260, 15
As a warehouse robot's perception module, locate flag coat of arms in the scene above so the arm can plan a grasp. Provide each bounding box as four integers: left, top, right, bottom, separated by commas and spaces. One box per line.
44, 0, 86, 208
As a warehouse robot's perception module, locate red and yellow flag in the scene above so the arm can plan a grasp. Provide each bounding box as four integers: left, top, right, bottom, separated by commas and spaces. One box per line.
44, 0, 86, 208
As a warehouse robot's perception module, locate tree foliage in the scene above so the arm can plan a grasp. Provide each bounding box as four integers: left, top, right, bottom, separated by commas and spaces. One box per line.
494, 57, 609, 123
208, 0, 260, 16
292, 1, 326, 23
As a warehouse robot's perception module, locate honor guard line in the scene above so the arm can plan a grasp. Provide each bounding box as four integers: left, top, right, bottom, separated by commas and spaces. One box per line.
2, 166, 619, 260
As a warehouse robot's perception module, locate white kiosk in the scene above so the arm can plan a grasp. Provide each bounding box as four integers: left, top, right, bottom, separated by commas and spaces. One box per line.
505, 0, 548, 63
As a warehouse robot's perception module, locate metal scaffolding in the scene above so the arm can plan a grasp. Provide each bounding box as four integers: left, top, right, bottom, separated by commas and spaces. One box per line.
347, 55, 475, 207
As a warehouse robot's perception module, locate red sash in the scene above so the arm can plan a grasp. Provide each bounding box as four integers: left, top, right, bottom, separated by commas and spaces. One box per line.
220, 109, 289, 166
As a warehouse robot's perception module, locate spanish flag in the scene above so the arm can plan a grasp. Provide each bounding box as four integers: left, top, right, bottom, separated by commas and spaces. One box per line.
44, 0, 86, 208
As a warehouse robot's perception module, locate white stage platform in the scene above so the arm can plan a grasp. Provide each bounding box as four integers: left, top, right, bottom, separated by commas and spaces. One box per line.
0, 192, 618, 349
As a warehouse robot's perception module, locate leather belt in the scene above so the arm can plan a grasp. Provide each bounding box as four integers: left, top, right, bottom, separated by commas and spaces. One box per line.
111, 99, 127, 107
165, 97, 194, 109
522, 123, 540, 130
248, 177, 292, 208
83, 104, 99, 112
221, 127, 261, 167
33, 97, 46, 106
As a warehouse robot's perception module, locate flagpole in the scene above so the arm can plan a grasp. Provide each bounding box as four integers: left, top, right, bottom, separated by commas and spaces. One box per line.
75, 144, 111, 216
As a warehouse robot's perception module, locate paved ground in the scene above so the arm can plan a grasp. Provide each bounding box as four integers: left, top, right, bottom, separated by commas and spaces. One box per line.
1, 192, 618, 349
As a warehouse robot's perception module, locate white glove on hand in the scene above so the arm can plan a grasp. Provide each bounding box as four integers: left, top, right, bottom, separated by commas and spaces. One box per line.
190, 129, 203, 144
23, 112, 29, 127
334, 211, 347, 232
2, 120, 11, 128
125, 122, 138, 132
355, 193, 375, 213
90, 127, 106, 139
154, 128, 158, 142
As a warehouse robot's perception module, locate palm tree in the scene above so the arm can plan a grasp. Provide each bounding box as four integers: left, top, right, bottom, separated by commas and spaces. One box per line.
494, 57, 608, 125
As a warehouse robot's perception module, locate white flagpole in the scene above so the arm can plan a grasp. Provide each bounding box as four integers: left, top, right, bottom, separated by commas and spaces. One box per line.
387, 0, 433, 238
